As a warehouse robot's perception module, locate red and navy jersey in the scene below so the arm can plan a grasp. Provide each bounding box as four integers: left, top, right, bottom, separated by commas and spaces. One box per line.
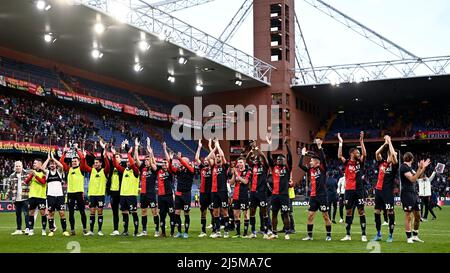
271, 165, 290, 195
233, 168, 251, 200
344, 159, 365, 191
376, 160, 398, 191
212, 163, 230, 193
171, 158, 195, 193
156, 166, 173, 196
267, 145, 293, 196
250, 163, 268, 193
139, 165, 156, 196
299, 148, 328, 197
198, 164, 212, 194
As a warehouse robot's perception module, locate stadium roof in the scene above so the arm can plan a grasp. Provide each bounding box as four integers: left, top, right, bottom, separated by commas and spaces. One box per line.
0, 0, 267, 97
292, 74, 450, 108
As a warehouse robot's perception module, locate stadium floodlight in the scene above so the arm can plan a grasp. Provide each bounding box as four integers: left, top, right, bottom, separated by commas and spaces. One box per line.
167, 75, 175, 83
94, 23, 105, 34
138, 40, 150, 52
91, 49, 103, 59
133, 63, 143, 72
338, 110, 344, 114
158, 32, 166, 41
234, 79, 243, 86
44, 33, 56, 44
36, 1, 51, 11
196, 50, 206, 57
195, 84, 204, 92
178, 56, 188, 65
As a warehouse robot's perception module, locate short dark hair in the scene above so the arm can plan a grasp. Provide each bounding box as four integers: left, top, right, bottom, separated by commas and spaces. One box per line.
34, 158, 43, 163
403, 152, 414, 163
349, 148, 358, 155
308, 152, 321, 160
237, 156, 246, 162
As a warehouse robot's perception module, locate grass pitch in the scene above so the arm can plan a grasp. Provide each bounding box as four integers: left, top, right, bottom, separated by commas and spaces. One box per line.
0, 206, 449, 253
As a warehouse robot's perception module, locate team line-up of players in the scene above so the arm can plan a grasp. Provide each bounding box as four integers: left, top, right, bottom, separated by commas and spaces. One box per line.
16, 132, 432, 243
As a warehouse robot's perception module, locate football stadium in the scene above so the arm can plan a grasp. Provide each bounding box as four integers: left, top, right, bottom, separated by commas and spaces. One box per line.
0, 0, 449, 256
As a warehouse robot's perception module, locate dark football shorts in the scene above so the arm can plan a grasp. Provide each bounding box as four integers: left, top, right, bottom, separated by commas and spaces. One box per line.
344, 190, 365, 210
28, 197, 46, 210
140, 194, 157, 209
89, 196, 105, 208
200, 192, 212, 210
232, 198, 249, 211
47, 196, 66, 212
309, 196, 329, 212
120, 196, 138, 212
401, 191, 420, 212
175, 191, 192, 212
374, 189, 395, 210
211, 191, 228, 209
158, 194, 175, 214
249, 192, 268, 208
271, 194, 290, 213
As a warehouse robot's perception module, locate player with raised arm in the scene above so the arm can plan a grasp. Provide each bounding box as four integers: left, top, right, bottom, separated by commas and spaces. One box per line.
42, 152, 69, 237
266, 136, 292, 240
171, 151, 195, 239
299, 139, 332, 241
79, 147, 109, 236
156, 142, 177, 237
246, 142, 271, 239
208, 139, 231, 239
101, 138, 122, 236
195, 140, 214, 237
111, 141, 140, 236
24, 159, 47, 236
230, 157, 251, 238
373, 135, 398, 243
338, 132, 368, 242
400, 152, 431, 243
59, 144, 88, 235
135, 137, 160, 237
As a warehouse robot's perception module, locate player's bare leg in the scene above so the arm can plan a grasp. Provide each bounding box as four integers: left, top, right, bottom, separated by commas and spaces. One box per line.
341, 208, 353, 241
151, 208, 160, 237
232, 209, 241, 238
242, 209, 250, 238
404, 211, 413, 243
322, 211, 332, 241
357, 207, 367, 242
412, 210, 424, 242
303, 211, 316, 241
281, 212, 291, 240
270, 210, 279, 239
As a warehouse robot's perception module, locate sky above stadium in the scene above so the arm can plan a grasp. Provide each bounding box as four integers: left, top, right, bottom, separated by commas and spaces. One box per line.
150, 0, 450, 66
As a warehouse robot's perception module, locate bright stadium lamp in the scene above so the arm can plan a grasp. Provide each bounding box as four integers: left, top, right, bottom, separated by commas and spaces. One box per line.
91, 49, 103, 59
196, 50, 205, 57
133, 63, 143, 72
94, 23, 105, 34
178, 56, 187, 65
234, 79, 243, 86
36, 1, 51, 10
167, 75, 175, 83
44, 33, 57, 44
138, 40, 150, 52
195, 84, 204, 92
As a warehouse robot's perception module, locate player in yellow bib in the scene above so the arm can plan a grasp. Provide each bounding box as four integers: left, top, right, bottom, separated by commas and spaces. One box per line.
112, 143, 141, 236
59, 144, 88, 235
79, 148, 109, 236
24, 159, 47, 236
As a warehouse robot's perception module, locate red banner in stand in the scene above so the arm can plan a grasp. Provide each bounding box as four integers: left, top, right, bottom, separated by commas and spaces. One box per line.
123, 104, 138, 115
416, 130, 450, 140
